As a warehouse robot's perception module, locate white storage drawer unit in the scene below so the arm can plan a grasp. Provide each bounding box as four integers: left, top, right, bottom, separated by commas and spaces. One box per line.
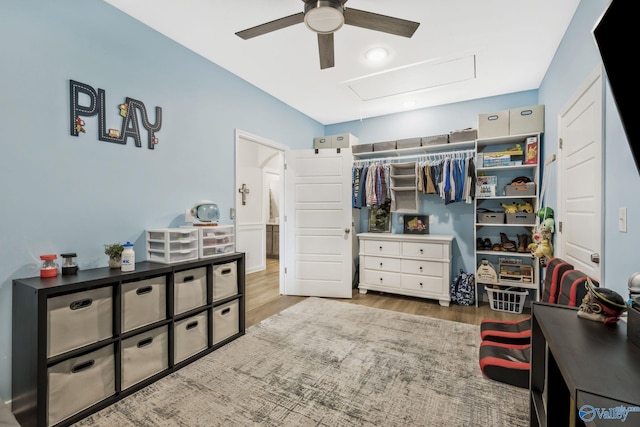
174, 266, 207, 315
213, 299, 240, 344
47, 287, 113, 358
146, 228, 199, 264
358, 233, 454, 306
212, 261, 238, 301
174, 311, 209, 364
121, 326, 168, 390
47, 344, 115, 427
199, 225, 235, 259
121, 275, 166, 333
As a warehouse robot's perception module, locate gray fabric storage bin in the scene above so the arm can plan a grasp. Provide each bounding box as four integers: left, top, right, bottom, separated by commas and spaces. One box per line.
510, 104, 544, 135
47, 344, 115, 426
477, 212, 505, 224
212, 261, 238, 302
47, 287, 113, 358
121, 326, 168, 390
478, 110, 510, 139
174, 267, 207, 315
121, 275, 166, 333
396, 137, 422, 149
373, 140, 397, 151
504, 182, 536, 196
174, 312, 209, 363
449, 128, 478, 143
506, 213, 535, 224
421, 134, 449, 146
352, 143, 373, 153
213, 299, 240, 344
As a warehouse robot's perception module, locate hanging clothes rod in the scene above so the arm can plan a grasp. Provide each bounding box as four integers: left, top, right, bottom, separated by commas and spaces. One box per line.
352, 148, 475, 165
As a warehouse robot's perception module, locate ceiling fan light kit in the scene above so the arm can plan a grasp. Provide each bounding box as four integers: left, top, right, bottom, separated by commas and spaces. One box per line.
304, 1, 344, 34
235, 0, 420, 70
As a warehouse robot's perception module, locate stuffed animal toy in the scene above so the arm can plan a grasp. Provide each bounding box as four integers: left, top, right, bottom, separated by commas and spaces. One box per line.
578, 278, 627, 325
517, 202, 533, 213
528, 222, 554, 265
501, 202, 518, 214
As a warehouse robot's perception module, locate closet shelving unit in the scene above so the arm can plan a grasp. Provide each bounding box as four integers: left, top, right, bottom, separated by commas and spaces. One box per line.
352, 141, 476, 160
474, 133, 542, 308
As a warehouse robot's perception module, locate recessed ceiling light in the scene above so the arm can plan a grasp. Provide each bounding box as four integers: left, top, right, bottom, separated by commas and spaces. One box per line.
366, 47, 388, 62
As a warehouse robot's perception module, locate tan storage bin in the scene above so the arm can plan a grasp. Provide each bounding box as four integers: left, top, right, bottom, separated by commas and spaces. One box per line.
509, 104, 544, 135
121, 276, 167, 333
174, 312, 209, 363
421, 134, 449, 146
352, 143, 373, 153
477, 212, 505, 224
449, 128, 478, 143
212, 261, 238, 302
506, 212, 535, 225
213, 300, 240, 344
396, 137, 422, 149
313, 136, 331, 149
47, 287, 113, 358
504, 182, 536, 196
478, 110, 510, 139
174, 267, 207, 315
47, 344, 115, 426
373, 140, 396, 151
121, 326, 168, 390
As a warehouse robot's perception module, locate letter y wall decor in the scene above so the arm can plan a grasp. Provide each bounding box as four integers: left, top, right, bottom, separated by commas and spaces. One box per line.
69, 80, 162, 149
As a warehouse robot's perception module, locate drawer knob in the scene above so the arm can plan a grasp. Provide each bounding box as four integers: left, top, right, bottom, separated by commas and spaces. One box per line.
379, 277, 383, 282
379, 262, 383, 267
379, 246, 383, 251
419, 282, 423, 287
420, 248, 424, 253
419, 266, 423, 271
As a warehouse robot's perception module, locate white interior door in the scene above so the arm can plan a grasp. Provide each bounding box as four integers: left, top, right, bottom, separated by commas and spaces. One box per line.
558, 67, 603, 280
283, 148, 353, 298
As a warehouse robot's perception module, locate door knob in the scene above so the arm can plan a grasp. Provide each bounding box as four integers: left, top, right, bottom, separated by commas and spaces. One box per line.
344, 228, 350, 234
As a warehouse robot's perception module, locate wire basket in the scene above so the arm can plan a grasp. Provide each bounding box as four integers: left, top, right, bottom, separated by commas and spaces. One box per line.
485, 286, 529, 314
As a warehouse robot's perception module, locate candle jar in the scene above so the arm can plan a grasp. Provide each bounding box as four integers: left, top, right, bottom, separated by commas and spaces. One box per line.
61, 253, 78, 275
40, 254, 59, 278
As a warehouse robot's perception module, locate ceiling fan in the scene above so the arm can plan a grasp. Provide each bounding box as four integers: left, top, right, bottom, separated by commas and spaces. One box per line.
235, 0, 420, 70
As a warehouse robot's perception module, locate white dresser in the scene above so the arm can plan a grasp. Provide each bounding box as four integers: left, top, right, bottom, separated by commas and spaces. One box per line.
357, 233, 454, 306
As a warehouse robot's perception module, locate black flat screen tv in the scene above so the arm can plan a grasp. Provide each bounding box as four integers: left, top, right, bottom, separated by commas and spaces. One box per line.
592, 0, 639, 174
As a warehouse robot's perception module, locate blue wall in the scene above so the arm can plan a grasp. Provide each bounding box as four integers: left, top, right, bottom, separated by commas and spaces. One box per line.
0, 0, 322, 400
1, 0, 637, 402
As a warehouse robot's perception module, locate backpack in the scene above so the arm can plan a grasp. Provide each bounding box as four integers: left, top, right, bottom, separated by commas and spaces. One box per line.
450, 269, 476, 306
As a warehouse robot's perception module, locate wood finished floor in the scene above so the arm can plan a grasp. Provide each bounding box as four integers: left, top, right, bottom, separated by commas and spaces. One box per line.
246, 258, 527, 328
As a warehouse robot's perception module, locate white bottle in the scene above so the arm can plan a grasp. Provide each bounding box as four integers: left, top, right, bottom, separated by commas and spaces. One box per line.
121, 242, 135, 272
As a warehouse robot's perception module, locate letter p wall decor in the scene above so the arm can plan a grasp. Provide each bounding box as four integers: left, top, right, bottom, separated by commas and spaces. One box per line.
69, 80, 162, 149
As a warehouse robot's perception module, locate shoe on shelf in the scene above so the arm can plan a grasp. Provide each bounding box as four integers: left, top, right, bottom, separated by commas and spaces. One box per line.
477, 238, 485, 250
500, 232, 517, 252
483, 238, 492, 251
492, 243, 502, 251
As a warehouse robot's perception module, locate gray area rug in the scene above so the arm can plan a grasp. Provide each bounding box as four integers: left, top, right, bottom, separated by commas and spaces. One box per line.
73, 298, 528, 426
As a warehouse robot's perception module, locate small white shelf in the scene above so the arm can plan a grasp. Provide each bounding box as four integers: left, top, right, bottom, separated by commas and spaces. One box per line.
352, 140, 475, 159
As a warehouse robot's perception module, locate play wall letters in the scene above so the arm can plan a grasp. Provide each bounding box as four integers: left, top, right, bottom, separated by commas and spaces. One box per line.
69, 79, 162, 149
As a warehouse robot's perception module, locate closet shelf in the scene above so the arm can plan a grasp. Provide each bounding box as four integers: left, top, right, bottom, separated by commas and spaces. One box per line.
477, 195, 538, 200
476, 164, 537, 172
352, 140, 475, 159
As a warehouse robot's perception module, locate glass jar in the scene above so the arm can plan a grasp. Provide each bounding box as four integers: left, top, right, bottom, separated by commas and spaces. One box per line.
40, 254, 58, 278
60, 253, 78, 275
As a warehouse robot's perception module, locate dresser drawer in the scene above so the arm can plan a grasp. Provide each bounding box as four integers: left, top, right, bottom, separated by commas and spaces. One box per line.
401, 274, 445, 293
362, 256, 401, 272
402, 241, 445, 259
362, 269, 401, 288
401, 259, 444, 277
47, 344, 115, 426
121, 325, 168, 390
47, 287, 113, 358
363, 240, 401, 256
174, 311, 209, 364
212, 261, 238, 302
121, 276, 167, 333
174, 267, 207, 315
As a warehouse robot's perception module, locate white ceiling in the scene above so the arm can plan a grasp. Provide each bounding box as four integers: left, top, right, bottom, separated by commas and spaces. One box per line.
104, 0, 580, 125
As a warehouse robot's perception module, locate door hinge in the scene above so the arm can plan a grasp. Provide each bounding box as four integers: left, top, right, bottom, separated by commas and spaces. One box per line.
559, 221, 563, 232
559, 138, 563, 149
284, 267, 287, 274
284, 163, 288, 170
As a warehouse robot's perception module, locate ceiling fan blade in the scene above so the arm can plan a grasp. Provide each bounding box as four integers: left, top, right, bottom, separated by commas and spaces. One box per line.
235, 12, 304, 40
344, 8, 420, 38
318, 33, 335, 70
